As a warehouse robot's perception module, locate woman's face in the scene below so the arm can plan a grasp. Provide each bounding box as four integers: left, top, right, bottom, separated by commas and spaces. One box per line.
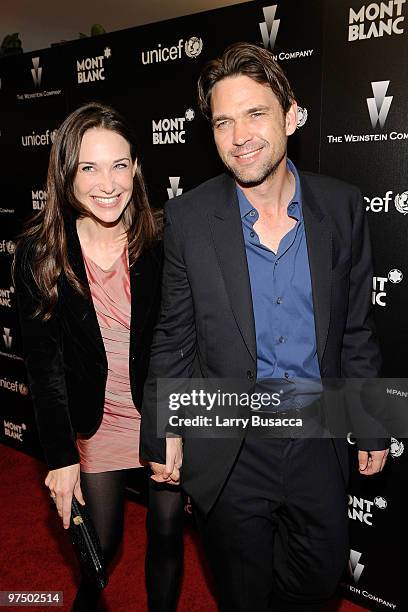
73, 127, 137, 225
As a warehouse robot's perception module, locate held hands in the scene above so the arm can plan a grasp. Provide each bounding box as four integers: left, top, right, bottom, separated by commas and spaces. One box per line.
149, 437, 183, 485
45, 463, 85, 529
358, 449, 389, 476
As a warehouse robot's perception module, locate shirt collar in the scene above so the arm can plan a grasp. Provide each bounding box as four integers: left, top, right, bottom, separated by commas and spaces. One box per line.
236, 158, 303, 221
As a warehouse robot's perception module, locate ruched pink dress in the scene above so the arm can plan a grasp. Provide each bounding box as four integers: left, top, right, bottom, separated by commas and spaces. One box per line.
77, 247, 142, 473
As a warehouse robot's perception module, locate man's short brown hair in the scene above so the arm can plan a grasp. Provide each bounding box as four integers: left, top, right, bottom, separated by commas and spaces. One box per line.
197, 42, 295, 121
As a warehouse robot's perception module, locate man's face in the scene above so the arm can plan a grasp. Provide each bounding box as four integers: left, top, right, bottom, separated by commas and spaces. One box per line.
210, 74, 297, 186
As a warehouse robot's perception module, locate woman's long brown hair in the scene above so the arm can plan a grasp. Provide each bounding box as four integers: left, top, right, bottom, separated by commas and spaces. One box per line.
16, 102, 161, 320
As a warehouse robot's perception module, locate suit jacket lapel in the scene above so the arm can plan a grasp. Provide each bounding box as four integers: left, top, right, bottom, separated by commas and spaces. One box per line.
207, 176, 257, 362
300, 174, 332, 367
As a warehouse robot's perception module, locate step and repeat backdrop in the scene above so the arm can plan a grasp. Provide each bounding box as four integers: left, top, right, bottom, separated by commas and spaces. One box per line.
0, 0, 407, 608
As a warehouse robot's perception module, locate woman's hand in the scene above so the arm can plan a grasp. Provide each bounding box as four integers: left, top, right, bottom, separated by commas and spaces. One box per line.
45, 463, 85, 529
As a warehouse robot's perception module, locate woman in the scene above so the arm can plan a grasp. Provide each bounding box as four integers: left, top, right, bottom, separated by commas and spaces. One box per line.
14, 102, 184, 611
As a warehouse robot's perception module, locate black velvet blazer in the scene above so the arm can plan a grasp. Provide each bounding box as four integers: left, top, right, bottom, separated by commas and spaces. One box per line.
14, 221, 162, 470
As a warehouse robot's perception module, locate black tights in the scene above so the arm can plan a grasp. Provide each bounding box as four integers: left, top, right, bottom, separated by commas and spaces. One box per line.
145, 481, 184, 612
72, 470, 184, 611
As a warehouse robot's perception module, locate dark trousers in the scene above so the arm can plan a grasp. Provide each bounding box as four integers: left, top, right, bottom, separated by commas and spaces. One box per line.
196, 436, 349, 612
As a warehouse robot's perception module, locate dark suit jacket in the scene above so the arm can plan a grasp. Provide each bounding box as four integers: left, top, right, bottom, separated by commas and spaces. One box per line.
15, 220, 162, 470
140, 171, 384, 515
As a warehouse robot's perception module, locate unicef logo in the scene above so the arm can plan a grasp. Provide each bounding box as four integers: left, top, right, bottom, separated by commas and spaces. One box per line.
388, 269, 403, 284
395, 191, 408, 215
185, 37, 203, 59
297, 106, 308, 128
185, 108, 195, 122
6, 241, 16, 255
390, 437, 404, 458
374, 496, 387, 510
19, 383, 29, 396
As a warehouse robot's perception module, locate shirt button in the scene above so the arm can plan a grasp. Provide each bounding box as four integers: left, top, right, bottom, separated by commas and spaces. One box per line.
250, 231, 255, 238
278, 336, 285, 344
277, 297, 283, 304
284, 372, 290, 379
249, 210, 256, 217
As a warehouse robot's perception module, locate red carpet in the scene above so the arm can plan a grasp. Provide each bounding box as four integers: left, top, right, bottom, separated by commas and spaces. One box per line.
0, 444, 369, 611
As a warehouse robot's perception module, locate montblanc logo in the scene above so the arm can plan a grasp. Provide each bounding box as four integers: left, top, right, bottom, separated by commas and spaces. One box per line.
390, 437, 404, 457
395, 190, 408, 214
152, 108, 195, 145
296, 106, 308, 128
0, 240, 16, 255
348, 494, 387, 526
31, 57, 42, 87
372, 268, 403, 307
141, 36, 203, 65
3, 419, 27, 443
327, 80, 407, 144
21, 129, 57, 147
259, 6, 314, 61
0, 377, 28, 396
259, 5, 280, 50
348, 0, 406, 41
367, 80, 393, 129
167, 177, 183, 199
0, 286, 15, 309
349, 550, 365, 584
76, 47, 111, 84
32, 188, 47, 210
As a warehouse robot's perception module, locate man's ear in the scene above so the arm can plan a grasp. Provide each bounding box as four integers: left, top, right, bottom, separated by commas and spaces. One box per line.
285, 101, 298, 137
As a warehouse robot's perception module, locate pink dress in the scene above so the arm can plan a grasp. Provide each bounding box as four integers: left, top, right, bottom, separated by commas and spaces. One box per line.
77, 247, 142, 473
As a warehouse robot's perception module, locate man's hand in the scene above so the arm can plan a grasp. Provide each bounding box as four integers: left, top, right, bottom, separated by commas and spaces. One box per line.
358, 449, 389, 475
150, 437, 183, 485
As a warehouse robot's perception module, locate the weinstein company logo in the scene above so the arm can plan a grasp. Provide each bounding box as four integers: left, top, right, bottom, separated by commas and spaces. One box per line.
167, 177, 183, 199
367, 80, 393, 129
327, 80, 408, 144
0, 327, 22, 361
259, 5, 280, 50
259, 5, 314, 61
2, 327, 12, 350
349, 550, 365, 584
31, 57, 42, 87
16, 57, 61, 101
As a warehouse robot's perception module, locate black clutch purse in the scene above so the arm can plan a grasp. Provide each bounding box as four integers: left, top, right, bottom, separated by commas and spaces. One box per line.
69, 496, 108, 590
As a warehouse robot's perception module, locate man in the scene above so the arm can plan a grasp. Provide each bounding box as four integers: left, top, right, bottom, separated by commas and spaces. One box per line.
140, 42, 388, 611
